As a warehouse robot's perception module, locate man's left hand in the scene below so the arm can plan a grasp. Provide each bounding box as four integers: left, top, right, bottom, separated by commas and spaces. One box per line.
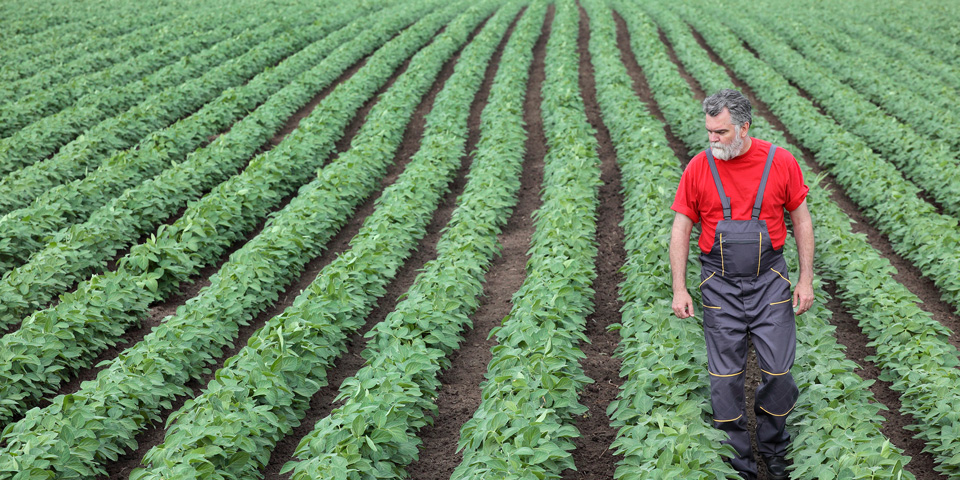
793, 281, 814, 315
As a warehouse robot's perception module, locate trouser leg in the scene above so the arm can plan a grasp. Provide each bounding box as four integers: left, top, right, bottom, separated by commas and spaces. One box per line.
701, 273, 756, 476
748, 262, 799, 457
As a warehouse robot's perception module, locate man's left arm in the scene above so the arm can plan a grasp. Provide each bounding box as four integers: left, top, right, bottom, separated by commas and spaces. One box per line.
789, 199, 815, 315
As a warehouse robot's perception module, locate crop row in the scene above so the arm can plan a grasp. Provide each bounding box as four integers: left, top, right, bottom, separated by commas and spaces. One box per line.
0, 1, 153, 71
589, 1, 736, 477
0, 1, 386, 294
709, 7, 960, 225
0, 0, 405, 346
749, 8, 960, 151
0, 6, 251, 139
0, 2, 184, 85
449, 1, 599, 477
613, 1, 913, 477
0, 8, 303, 177
0, 6, 71, 45
0, 3, 356, 224
0, 2, 469, 476
815, 12, 960, 94
829, 1, 960, 69
285, 3, 539, 478
0, 0, 187, 62
0, 0, 459, 429
667, 2, 960, 475
133, 4, 517, 478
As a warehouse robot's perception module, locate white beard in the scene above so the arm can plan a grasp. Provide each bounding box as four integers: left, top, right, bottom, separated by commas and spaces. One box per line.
709, 128, 744, 161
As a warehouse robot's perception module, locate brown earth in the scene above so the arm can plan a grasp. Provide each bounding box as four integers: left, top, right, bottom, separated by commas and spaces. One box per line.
404, 7, 541, 478
99, 33, 411, 480
559, 3, 625, 479
260, 15, 498, 479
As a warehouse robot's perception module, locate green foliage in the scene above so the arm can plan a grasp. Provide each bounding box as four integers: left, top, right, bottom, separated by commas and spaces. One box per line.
0, 1, 396, 330
705, 4, 960, 225
590, 1, 738, 477
0, 0, 451, 438
0, 4, 182, 85
0, 11, 292, 177
0, 2, 211, 110
131, 3, 509, 478
0, 11, 339, 214
286, 4, 538, 477
450, 2, 601, 478
672, 1, 960, 314
748, 7, 960, 151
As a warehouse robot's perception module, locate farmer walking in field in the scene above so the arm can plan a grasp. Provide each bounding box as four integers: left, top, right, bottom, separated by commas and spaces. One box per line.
669, 89, 815, 480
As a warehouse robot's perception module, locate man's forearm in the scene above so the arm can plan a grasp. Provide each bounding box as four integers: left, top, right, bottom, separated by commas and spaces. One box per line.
670, 227, 691, 293
794, 216, 814, 285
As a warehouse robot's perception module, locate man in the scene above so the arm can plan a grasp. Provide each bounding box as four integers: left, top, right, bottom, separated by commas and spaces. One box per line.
669, 89, 814, 480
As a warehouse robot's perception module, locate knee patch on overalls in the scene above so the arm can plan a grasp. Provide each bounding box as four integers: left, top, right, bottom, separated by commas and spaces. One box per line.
755, 371, 799, 417
710, 371, 746, 423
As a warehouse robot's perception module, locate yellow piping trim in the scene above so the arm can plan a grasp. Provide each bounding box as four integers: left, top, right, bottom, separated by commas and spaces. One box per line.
758, 401, 797, 417
757, 232, 762, 276
708, 370, 744, 377
699, 272, 716, 288
760, 368, 790, 376
769, 299, 791, 306
714, 414, 742, 423
702, 304, 721, 309
771, 268, 792, 287
719, 233, 724, 276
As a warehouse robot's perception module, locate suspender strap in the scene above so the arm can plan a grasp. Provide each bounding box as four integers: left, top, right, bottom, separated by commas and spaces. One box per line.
705, 149, 732, 220
752, 145, 777, 220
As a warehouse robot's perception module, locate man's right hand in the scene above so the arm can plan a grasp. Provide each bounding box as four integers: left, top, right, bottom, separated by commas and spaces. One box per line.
672, 291, 695, 318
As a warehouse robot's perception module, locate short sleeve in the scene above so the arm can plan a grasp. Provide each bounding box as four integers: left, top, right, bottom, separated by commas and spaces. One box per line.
782, 151, 809, 212
671, 162, 700, 224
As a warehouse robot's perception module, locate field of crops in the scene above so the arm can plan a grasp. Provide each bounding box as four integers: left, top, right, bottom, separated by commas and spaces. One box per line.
1, 0, 959, 478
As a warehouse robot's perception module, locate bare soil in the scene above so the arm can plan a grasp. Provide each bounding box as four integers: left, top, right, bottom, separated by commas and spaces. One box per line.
261, 15, 497, 479
99, 35, 408, 480
559, 3, 625, 479
404, 7, 538, 478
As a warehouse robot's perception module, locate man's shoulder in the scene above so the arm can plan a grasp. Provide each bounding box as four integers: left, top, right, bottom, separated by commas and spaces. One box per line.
755, 138, 796, 161
685, 149, 709, 170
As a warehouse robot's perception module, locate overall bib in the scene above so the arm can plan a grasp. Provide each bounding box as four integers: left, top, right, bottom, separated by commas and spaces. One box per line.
698, 146, 799, 477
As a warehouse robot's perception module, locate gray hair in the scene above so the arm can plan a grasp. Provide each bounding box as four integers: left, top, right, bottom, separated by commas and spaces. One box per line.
702, 89, 752, 128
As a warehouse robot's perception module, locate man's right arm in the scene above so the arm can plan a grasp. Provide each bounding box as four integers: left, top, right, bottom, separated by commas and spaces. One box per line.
670, 212, 695, 318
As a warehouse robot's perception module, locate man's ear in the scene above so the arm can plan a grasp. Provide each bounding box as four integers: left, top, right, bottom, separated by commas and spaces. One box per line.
740, 121, 750, 137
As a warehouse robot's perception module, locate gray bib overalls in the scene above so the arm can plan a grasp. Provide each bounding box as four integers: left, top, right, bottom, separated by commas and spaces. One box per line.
699, 146, 799, 477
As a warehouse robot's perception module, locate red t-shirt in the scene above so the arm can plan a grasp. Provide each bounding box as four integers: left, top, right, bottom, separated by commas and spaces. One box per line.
671, 138, 809, 253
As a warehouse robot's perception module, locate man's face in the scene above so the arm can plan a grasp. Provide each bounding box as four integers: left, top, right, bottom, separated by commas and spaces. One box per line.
706, 108, 748, 160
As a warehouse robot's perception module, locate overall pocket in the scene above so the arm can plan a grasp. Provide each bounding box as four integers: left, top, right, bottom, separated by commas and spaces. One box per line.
699, 271, 722, 310
719, 231, 763, 276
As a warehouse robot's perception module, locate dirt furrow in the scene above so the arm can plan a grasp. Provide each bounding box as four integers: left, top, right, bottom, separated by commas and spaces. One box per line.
558, 3, 625, 479
58, 52, 376, 406
404, 6, 551, 479
612, 14, 687, 163
97, 46, 401, 480
260, 14, 497, 479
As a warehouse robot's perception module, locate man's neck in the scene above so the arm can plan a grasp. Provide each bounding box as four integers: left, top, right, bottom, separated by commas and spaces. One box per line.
738, 136, 753, 157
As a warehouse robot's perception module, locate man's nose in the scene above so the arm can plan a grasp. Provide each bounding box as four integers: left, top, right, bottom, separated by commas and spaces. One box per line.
709, 133, 720, 143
